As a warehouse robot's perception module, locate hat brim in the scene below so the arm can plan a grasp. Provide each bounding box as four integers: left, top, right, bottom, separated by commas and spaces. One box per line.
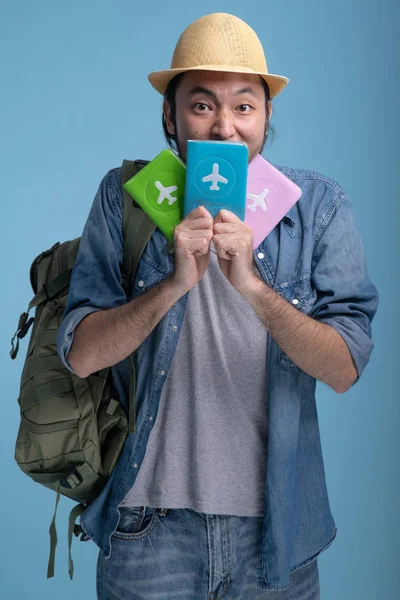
148, 65, 289, 99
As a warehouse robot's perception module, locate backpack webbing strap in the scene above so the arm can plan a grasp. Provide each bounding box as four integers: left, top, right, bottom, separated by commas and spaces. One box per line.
29, 270, 72, 311
128, 354, 136, 433
46, 495, 85, 580
47, 484, 61, 579
121, 160, 156, 435
121, 159, 156, 297
67, 503, 86, 579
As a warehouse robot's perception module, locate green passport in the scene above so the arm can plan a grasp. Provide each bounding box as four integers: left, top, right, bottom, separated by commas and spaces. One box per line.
123, 149, 186, 243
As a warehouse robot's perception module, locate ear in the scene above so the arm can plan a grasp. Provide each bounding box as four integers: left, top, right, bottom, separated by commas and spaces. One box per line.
163, 99, 175, 136
267, 101, 272, 120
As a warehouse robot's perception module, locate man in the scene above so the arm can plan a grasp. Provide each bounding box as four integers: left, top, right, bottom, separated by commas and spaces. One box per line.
57, 12, 378, 599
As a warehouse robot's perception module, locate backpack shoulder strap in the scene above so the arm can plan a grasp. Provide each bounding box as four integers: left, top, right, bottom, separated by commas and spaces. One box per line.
121, 159, 156, 296
120, 159, 158, 434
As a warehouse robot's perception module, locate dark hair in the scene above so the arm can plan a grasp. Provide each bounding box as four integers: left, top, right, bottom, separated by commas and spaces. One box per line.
162, 73, 185, 152
162, 73, 275, 153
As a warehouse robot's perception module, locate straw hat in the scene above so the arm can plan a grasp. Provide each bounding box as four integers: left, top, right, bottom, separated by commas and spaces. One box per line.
148, 13, 289, 99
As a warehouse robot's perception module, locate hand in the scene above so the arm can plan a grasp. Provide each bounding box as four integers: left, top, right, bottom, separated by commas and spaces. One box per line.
213, 209, 259, 294
171, 206, 214, 294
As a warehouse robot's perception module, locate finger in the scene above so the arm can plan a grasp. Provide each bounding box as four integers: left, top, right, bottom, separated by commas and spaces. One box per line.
178, 229, 214, 240
216, 209, 242, 223
213, 234, 238, 258
213, 225, 254, 249
175, 235, 212, 256
176, 216, 213, 237
213, 222, 243, 235
213, 243, 235, 260
186, 216, 214, 231
213, 234, 250, 257
175, 228, 213, 247
186, 206, 213, 221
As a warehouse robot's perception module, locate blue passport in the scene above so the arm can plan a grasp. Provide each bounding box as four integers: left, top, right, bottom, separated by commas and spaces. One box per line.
184, 140, 249, 219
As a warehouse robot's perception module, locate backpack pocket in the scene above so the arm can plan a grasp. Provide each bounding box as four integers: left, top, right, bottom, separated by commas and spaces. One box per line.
18, 297, 82, 460
15, 293, 128, 504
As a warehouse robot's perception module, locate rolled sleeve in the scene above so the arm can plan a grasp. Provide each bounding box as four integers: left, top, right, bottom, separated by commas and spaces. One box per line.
319, 315, 373, 383
57, 306, 103, 373
310, 194, 379, 381
56, 168, 126, 374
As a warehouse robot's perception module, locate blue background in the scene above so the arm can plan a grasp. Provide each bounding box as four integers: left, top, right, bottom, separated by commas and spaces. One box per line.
1, 1, 398, 598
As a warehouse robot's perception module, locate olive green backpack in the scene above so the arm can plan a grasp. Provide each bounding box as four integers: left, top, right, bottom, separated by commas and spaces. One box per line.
10, 160, 156, 579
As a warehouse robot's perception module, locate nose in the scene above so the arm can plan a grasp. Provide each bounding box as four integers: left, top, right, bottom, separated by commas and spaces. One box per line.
210, 109, 236, 140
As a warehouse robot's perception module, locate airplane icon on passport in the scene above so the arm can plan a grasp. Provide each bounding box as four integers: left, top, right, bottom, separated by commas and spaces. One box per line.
202, 163, 228, 191
155, 180, 178, 205
247, 188, 270, 212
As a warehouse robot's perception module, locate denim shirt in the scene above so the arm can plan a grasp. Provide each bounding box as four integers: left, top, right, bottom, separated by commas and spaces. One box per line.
57, 165, 378, 591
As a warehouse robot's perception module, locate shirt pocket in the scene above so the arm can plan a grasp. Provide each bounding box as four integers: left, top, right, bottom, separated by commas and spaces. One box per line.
132, 251, 169, 297
275, 274, 317, 369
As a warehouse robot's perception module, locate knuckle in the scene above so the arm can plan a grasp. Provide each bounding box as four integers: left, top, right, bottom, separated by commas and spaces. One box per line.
174, 231, 187, 247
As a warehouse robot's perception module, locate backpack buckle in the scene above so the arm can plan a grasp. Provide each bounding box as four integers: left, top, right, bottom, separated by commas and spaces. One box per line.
18, 317, 35, 340
10, 314, 35, 359
60, 470, 83, 490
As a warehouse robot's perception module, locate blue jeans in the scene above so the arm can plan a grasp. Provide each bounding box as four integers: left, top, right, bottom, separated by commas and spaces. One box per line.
97, 506, 321, 599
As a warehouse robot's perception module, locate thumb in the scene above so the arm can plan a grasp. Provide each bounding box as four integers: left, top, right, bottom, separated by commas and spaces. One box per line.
217, 209, 241, 223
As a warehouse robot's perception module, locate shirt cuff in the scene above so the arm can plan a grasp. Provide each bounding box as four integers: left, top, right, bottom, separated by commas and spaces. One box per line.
57, 306, 102, 374
320, 316, 374, 383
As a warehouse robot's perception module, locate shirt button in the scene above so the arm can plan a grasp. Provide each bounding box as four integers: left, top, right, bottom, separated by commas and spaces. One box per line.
133, 463, 138, 468
159, 370, 165, 376
148, 416, 153, 421
172, 325, 178, 332
138, 280, 145, 288
292, 298, 299, 305
257, 252, 265, 260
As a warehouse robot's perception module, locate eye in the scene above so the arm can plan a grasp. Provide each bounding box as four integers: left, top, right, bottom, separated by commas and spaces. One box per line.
193, 102, 210, 112
237, 104, 252, 113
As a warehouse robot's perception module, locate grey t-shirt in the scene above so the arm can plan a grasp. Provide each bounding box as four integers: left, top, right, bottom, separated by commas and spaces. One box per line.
121, 246, 269, 516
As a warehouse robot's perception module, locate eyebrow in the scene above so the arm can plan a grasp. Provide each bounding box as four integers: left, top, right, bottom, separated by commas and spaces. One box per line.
188, 85, 260, 101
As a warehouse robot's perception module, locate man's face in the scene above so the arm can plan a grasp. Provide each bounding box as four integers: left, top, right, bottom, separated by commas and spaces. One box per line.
163, 71, 271, 163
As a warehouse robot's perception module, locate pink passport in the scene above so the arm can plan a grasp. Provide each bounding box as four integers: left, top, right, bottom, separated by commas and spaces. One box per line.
245, 154, 302, 249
